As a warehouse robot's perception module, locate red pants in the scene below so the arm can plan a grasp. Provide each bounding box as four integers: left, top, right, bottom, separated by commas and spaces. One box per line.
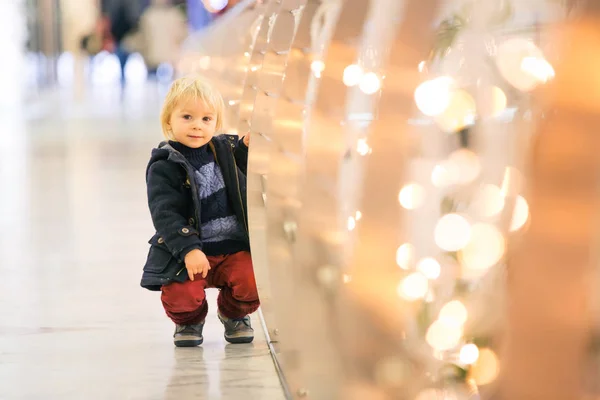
161, 251, 260, 325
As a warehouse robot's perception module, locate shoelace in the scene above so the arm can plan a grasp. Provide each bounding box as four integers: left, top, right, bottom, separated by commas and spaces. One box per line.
231, 317, 250, 327
177, 324, 203, 334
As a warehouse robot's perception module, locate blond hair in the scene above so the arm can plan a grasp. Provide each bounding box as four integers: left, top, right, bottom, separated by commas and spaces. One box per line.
160, 76, 225, 140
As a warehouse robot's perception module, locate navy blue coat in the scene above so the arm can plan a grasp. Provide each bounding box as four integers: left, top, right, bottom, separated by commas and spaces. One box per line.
140, 135, 249, 291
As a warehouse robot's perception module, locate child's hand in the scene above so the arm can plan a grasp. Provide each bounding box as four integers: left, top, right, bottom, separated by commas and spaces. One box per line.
243, 132, 250, 147
184, 249, 210, 281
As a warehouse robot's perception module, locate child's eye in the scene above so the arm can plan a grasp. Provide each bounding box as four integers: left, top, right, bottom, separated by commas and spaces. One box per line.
203, 116, 212, 122
183, 115, 192, 120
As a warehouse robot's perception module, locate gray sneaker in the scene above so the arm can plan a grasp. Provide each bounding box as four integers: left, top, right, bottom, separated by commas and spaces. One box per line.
218, 312, 254, 344
173, 322, 205, 347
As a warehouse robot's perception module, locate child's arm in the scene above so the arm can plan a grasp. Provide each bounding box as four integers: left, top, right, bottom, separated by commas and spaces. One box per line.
147, 160, 202, 261
233, 133, 249, 175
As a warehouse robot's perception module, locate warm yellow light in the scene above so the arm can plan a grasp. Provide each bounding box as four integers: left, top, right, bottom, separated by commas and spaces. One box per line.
496, 38, 551, 91
479, 86, 507, 118
355, 211, 362, 221
469, 184, 505, 218
470, 348, 500, 385
311, 60, 325, 78
343, 64, 363, 87
359, 72, 381, 94
447, 149, 481, 185
347, 216, 356, 231
510, 195, 529, 232
356, 138, 371, 156
343, 274, 352, 284
399, 183, 425, 210
416, 257, 441, 280
396, 243, 415, 270
431, 162, 459, 188
461, 223, 505, 273
434, 213, 471, 251
439, 300, 468, 326
397, 272, 429, 301
459, 344, 480, 365
414, 76, 453, 116
521, 56, 555, 83
500, 166, 525, 198
435, 90, 476, 132
426, 319, 463, 351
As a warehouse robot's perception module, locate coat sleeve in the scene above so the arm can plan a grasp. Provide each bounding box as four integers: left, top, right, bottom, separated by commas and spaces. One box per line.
147, 160, 202, 260
233, 138, 249, 176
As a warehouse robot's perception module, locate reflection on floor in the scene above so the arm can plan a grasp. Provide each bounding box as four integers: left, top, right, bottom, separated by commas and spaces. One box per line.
0, 84, 284, 399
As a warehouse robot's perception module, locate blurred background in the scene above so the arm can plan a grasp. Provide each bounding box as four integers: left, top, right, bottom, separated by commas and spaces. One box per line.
21, 0, 240, 95
2, 0, 600, 399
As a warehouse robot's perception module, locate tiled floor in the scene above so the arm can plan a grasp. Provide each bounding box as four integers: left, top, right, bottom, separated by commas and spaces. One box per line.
0, 83, 285, 399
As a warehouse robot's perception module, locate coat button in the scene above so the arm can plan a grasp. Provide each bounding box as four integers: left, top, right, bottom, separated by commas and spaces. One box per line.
189, 218, 195, 225
158, 237, 164, 244
181, 228, 190, 234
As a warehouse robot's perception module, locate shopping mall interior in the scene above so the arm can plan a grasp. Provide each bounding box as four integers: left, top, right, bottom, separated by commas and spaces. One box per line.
1, 0, 600, 399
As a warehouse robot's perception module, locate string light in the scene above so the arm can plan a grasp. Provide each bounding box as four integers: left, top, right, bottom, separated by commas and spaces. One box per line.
470, 348, 500, 385
439, 300, 468, 326
446, 149, 481, 185
461, 223, 505, 273
434, 214, 471, 251
510, 195, 529, 232
311, 60, 325, 78
434, 90, 476, 132
496, 38, 554, 91
398, 273, 429, 301
416, 257, 441, 280
359, 72, 381, 94
521, 56, 555, 83
459, 344, 480, 365
469, 184, 505, 218
479, 86, 507, 118
399, 183, 425, 210
347, 216, 356, 231
396, 243, 415, 270
356, 138, 372, 155
431, 162, 459, 188
343, 64, 363, 87
426, 318, 463, 351
414, 76, 453, 116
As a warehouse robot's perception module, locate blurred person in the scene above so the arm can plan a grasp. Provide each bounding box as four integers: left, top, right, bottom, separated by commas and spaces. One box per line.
80, 15, 115, 55
140, 76, 258, 347
124, 0, 188, 74
108, 1, 137, 85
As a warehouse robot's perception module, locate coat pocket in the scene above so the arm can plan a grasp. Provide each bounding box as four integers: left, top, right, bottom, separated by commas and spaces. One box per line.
143, 234, 180, 274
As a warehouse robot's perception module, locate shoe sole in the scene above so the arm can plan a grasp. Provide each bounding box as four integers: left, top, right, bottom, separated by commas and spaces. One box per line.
174, 338, 204, 347
224, 335, 254, 344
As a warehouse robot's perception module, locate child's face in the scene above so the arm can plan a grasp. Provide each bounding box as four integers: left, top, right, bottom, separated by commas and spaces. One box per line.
167, 98, 217, 148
